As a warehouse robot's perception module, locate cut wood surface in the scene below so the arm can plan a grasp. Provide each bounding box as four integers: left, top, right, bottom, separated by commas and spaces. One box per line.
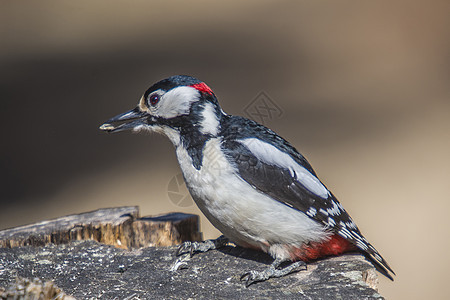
0, 240, 383, 299
0, 207, 384, 299
0, 207, 201, 249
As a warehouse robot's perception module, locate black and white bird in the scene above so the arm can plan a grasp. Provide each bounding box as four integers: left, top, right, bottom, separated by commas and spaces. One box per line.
100, 75, 394, 285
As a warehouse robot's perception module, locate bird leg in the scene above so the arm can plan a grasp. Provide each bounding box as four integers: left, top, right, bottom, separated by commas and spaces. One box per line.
176, 235, 229, 257
171, 236, 229, 272
240, 257, 307, 287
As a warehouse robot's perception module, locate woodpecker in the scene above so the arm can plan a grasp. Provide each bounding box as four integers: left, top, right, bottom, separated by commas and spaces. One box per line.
100, 75, 395, 285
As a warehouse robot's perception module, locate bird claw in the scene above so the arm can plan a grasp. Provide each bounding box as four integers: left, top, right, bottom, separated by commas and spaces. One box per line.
173, 236, 229, 272
240, 259, 307, 287
240, 271, 263, 287
176, 236, 228, 257
176, 241, 195, 257
176, 241, 205, 257
170, 253, 191, 272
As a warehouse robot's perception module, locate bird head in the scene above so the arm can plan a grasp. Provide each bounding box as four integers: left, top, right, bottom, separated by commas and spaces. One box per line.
100, 75, 224, 142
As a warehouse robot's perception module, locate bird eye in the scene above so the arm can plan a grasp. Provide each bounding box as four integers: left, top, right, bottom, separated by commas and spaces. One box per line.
149, 94, 160, 106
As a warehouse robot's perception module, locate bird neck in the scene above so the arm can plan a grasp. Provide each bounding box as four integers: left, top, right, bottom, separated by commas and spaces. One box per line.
163, 101, 225, 170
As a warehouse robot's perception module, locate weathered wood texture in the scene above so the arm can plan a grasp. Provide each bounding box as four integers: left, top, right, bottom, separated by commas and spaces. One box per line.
1, 277, 76, 300
0, 207, 384, 299
0, 241, 383, 299
0, 207, 201, 249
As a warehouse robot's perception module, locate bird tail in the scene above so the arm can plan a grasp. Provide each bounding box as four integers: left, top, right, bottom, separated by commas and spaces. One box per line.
361, 242, 395, 281
340, 229, 395, 280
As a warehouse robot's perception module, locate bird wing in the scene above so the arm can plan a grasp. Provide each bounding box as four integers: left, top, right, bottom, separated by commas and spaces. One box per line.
220, 117, 394, 279
222, 137, 356, 230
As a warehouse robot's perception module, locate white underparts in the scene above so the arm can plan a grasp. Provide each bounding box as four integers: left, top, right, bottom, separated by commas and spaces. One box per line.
173, 138, 330, 260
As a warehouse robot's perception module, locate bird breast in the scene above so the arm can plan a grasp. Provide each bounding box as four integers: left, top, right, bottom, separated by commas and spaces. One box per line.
175, 137, 330, 258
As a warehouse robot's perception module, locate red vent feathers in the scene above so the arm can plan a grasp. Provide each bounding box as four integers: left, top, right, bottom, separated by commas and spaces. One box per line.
291, 234, 357, 262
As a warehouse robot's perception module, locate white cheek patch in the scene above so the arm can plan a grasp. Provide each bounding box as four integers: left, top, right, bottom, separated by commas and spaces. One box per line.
155, 86, 199, 119
238, 138, 330, 199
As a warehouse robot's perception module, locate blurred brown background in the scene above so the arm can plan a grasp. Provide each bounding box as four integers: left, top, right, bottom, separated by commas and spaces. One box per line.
1, 0, 449, 298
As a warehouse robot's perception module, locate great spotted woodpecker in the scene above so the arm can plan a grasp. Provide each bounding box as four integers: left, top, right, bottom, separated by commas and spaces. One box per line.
100, 75, 395, 285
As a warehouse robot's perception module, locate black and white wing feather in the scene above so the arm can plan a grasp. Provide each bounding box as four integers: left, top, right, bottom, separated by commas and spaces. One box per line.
220, 115, 394, 279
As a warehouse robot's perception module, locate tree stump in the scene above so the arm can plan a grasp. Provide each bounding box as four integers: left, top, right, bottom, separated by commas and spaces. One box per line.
0, 207, 201, 249
0, 207, 384, 299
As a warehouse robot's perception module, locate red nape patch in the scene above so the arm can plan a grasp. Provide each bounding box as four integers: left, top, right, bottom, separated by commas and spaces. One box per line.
291, 234, 357, 262
190, 82, 214, 95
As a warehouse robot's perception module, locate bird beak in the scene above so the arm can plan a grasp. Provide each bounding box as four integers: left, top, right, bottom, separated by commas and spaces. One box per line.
99, 107, 149, 133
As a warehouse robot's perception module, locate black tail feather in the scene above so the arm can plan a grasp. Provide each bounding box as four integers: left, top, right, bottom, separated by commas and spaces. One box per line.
336, 229, 395, 281
362, 251, 395, 281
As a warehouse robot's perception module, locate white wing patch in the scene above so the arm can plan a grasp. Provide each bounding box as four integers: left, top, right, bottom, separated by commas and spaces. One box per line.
327, 200, 342, 216
238, 138, 330, 199
338, 227, 353, 239
306, 207, 317, 217
319, 208, 328, 216
327, 217, 336, 226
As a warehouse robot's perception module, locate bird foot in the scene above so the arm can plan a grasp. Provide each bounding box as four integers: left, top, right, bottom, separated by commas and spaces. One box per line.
171, 236, 229, 272
240, 259, 307, 287
176, 235, 228, 257
170, 253, 191, 272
